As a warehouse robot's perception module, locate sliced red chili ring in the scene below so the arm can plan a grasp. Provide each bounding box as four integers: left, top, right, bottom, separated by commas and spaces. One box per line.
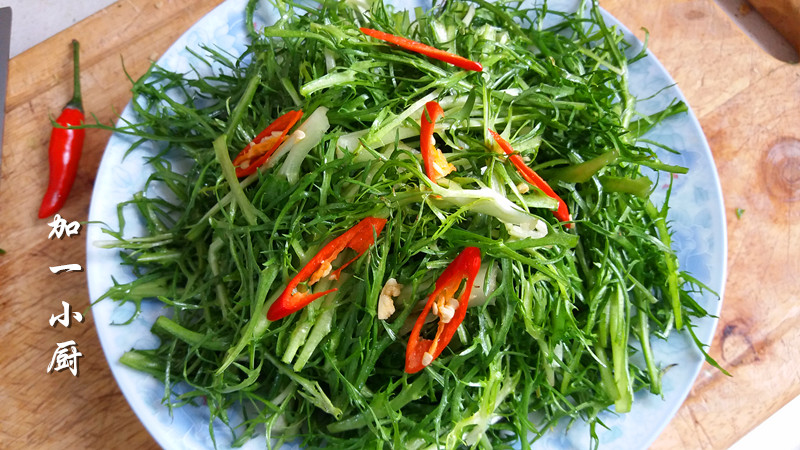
266, 217, 388, 321
405, 246, 482, 374
233, 110, 303, 178
420, 101, 455, 184
488, 129, 572, 228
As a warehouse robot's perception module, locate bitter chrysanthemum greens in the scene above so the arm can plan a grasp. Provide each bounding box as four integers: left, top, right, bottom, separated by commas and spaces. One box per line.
97, 0, 720, 447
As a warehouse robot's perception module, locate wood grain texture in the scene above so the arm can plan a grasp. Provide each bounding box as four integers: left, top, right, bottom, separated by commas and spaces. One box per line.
748, 0, 800, 54
0, 1, 224, 449
0, 0, 797, 449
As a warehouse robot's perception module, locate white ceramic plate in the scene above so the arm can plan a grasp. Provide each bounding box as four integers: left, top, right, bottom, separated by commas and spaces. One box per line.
86, 1, 727, 448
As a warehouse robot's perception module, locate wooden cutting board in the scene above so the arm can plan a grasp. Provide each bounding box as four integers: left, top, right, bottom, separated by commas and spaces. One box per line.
0, 0, 797, 448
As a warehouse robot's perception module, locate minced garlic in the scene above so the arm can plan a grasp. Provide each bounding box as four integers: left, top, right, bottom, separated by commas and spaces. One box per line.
378, 277, 403, 320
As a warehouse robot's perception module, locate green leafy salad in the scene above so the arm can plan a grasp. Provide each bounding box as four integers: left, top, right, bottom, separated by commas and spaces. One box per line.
97, 0, 720, 447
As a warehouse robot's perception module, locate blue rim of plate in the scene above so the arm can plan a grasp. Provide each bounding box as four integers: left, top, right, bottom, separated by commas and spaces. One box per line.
86, 1, 727, 448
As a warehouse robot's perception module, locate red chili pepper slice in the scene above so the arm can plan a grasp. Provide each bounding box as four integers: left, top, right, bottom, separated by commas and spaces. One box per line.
405, 246, 481, 374
359, 27, 483, 72
267, 217, 388, 321
488, 129, 572, 228
232, 110, 303, 178
420, 101, 455, 184
39, 40, 85, 219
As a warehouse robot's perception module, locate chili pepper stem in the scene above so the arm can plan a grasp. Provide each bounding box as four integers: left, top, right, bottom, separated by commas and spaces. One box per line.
37, 40, 86, 219
66, 40, 83, 111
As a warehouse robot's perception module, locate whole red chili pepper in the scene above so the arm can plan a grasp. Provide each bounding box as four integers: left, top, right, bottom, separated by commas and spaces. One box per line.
232, 109, 303, 178
405, 246, 481, 374
488, 129, 573, 228
267, 217, 388, 321
359, 27, 483, 72
38, 40, 85, 219
420, 101, 454, 184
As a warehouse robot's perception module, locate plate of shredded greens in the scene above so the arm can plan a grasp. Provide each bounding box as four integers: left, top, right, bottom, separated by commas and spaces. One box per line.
86, 0, 727, 448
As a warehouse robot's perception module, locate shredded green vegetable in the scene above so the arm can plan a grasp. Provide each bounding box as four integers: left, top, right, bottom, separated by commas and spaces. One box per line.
97, 0, 720, 448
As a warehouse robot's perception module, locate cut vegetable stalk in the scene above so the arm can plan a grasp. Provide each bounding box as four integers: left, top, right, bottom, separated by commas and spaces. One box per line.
609, 283, 633, 413
645, 200, 683, 329
213, 134, 260, 225
275, 106, 330, 184
547, 150, 619, 183
294, 291, 339, 371
217, 264, 279, 374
